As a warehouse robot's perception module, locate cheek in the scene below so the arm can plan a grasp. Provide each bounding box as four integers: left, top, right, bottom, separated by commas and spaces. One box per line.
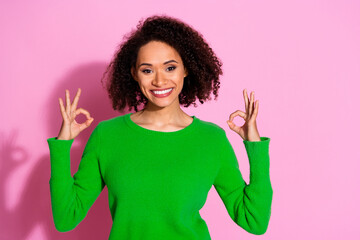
137, 77, 150, 86
138, 80, 152, 94
177, 75, 185, 85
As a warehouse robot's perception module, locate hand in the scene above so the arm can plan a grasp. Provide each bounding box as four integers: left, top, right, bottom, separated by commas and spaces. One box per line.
227, 89, 261, 141
57, 88, 94, 140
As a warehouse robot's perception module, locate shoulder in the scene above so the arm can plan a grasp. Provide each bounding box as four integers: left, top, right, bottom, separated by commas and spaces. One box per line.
93, 114, 128, 135
193, 117, 233, 154
99, 114, 125, 126
195, 116, 227, 139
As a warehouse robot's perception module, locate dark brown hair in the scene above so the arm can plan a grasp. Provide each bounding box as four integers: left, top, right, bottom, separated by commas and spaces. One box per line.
101, 15, 223, 112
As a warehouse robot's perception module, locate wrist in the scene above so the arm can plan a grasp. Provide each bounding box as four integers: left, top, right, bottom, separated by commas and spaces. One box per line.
246, 136, 261, 142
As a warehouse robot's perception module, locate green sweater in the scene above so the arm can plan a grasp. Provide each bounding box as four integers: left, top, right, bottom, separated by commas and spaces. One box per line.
47, 113, 273, 239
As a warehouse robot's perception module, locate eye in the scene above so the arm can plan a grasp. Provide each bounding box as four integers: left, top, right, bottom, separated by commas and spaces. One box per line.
167, 66, 176, 71
141, 69, 152, 74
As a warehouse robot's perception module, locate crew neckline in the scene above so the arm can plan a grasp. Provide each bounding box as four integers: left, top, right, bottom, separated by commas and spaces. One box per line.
124, 112, 198, 136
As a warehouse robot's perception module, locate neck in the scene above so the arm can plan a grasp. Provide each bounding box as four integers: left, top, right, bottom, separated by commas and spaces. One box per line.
138, 99, 189, 125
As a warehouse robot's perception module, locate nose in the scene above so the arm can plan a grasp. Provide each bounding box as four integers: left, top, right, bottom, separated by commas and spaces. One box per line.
152, 70, 167, 86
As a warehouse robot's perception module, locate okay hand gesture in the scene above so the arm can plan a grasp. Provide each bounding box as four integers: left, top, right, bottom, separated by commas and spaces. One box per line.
227, 89, 261, 142
57, 88, 94, 140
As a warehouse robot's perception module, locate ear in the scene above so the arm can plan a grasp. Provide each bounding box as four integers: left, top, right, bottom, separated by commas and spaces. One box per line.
131, 66, 137, 82
184, 67, 188, 78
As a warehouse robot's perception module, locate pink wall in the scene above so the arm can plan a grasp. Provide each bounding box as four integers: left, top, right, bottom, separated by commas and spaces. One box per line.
1, 0, 359, 239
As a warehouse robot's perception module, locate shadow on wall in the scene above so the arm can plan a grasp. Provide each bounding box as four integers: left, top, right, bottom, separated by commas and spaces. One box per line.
0, 62, 133, 239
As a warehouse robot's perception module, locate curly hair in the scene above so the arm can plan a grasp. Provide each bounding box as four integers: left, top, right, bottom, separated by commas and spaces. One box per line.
101, 14, 223, 112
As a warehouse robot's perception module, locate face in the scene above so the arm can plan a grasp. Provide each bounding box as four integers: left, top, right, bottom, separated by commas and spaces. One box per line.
131, 41, 188, 110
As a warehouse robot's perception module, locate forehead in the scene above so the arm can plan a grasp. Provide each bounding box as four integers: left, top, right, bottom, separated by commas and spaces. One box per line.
137, 41, 182, 64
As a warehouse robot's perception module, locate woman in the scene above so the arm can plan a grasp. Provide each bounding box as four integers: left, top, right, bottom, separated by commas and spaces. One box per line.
47, 15, 273, 240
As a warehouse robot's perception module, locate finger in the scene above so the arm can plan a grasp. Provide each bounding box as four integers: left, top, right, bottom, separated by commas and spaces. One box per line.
229, 110, 247, 122
75, 107, 92, 120
71, 88, 81, 112
249, 91, 254, 117
227, 119, 240, 131
227, 120, 236, 130
243, 89, 249, 116
58, 98, 68, 121
79, 118, 94, 132
250, 100, 259, 121
65, 89, 71, 116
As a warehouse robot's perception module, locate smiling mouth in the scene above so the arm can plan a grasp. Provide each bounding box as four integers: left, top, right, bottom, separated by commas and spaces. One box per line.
151, 88, 173, 94
150, 88, 174, 97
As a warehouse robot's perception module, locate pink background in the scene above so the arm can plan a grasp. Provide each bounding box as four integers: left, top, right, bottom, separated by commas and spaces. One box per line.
1, 0, 359, 239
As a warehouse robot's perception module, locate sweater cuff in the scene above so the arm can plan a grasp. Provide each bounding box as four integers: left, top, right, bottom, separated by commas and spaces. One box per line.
47, 137, 74, 179
243, 137, 271, 184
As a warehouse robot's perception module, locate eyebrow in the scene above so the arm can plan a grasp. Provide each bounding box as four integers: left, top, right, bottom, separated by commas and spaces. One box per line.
138, 60, 178, 68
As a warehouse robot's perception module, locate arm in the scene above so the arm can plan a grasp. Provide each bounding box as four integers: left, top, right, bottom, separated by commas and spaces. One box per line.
213, 134, 273, 235
47, 124, 105, 232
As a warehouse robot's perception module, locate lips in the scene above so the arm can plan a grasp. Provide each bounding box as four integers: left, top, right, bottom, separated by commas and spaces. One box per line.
150, 88, 174, 98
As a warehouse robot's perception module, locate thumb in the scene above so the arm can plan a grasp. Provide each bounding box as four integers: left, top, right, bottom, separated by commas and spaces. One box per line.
87, 117, 94, 125
227, 120, 235, 129
80, 118, 94, 131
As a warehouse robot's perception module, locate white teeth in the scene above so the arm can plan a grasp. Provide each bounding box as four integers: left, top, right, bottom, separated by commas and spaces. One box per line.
152, 88, 173, 95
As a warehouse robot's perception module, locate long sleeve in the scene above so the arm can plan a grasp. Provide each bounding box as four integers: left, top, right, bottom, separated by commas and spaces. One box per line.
46, 124, 105, 232
213, 134, 273, 235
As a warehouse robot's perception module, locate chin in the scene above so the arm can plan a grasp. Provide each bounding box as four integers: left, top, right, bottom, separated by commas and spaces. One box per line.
147, 97, 179, 109
150, 102, 173, 109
